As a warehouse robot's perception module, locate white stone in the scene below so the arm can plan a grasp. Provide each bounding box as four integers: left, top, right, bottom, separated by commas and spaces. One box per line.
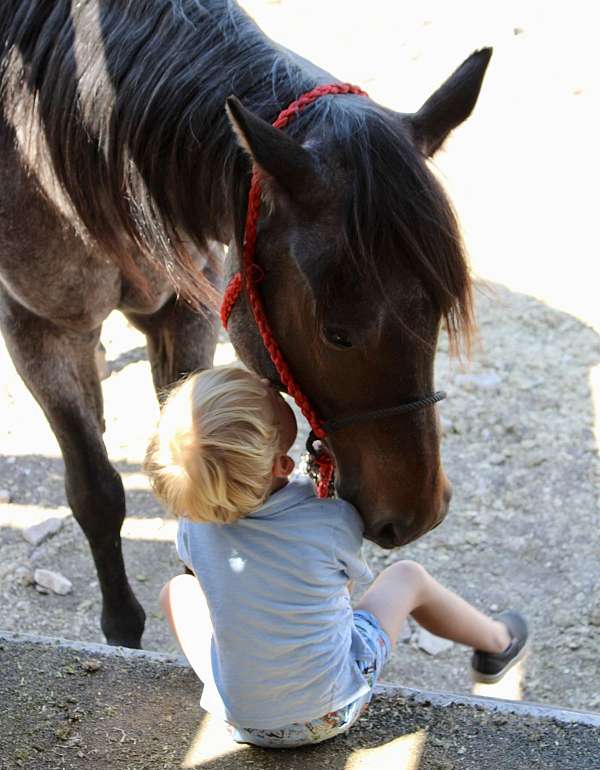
0, 489, 11, 503
34, 568, 73, 595
22, 517, 63, 547
416, 628, 454, 656
30, 545, 48, 562
13, 565, 34, 587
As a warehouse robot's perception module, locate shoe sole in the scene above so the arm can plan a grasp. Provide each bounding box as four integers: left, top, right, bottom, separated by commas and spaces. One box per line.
470, 641, 530, 685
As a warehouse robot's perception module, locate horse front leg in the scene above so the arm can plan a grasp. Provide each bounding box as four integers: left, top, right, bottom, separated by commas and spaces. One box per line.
0, 290, 145, 647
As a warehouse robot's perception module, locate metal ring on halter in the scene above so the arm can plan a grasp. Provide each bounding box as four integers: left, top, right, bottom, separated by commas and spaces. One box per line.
305, 390, 446, 456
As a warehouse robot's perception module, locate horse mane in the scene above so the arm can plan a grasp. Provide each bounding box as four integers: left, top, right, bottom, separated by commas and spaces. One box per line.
0, 0, 472, 347
0, 0, 306, 304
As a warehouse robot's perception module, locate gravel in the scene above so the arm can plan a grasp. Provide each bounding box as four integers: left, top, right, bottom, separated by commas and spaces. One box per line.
0, 284, 599, 716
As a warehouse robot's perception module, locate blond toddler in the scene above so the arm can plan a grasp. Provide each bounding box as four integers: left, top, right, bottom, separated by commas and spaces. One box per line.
146, 366, 528, 748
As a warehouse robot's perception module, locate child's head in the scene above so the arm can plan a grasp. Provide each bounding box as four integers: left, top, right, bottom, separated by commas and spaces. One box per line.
145, 366, 297, 524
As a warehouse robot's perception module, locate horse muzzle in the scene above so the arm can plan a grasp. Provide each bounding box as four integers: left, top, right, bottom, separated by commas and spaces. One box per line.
364, 481, 452, 549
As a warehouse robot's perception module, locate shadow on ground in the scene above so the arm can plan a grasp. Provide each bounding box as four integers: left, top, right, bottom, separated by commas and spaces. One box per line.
1, 283, 599, 712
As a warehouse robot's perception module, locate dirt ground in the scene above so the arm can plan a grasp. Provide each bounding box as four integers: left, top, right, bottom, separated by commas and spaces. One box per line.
1, 0, 599, 720
2, 636, 598, 770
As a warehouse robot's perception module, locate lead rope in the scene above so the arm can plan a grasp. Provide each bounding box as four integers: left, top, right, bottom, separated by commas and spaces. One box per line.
221, 83, 368, 497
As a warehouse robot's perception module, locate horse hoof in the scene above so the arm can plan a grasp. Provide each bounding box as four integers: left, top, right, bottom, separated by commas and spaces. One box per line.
101, 599, 146, 650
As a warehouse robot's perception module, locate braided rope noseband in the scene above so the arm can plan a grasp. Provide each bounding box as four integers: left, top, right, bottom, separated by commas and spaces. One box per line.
221, 84, 446, 497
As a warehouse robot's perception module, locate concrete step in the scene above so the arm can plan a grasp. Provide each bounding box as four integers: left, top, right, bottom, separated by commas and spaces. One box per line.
1, 631, 598, 770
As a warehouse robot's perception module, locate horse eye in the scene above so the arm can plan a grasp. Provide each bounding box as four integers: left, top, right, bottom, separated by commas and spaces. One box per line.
323, 327, 353, 349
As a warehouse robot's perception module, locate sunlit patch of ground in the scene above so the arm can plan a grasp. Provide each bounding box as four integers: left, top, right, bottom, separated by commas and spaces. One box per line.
472, 659, 527, 701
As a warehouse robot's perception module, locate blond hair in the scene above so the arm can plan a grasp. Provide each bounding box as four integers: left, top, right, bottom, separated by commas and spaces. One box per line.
145, 366, 282, 523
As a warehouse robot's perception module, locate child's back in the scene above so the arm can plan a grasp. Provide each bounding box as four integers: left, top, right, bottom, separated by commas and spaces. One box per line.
177, 477, 373, 728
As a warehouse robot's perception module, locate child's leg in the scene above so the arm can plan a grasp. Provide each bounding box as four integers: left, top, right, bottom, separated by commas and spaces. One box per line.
356, 560, 510, 653
160, 574, 213, 681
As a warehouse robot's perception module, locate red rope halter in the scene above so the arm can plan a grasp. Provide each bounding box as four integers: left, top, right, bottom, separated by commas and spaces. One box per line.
221, 83, 368, 497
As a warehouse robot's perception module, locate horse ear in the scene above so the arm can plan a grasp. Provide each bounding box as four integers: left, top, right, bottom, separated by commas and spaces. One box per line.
226, 96, 321, 205
409, 47, 492, 156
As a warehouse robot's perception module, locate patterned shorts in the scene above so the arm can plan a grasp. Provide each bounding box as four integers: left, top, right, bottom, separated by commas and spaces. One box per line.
228, 610, 392, 748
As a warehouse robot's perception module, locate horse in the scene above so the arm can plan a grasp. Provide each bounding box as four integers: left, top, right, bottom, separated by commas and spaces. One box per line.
0, 0, 490, 648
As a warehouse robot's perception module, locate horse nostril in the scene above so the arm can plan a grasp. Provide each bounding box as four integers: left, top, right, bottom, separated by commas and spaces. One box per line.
369, 521, 409, 549
377, 523, 396, 547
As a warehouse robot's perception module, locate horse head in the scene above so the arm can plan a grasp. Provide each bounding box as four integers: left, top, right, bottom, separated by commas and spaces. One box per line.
225, 49, 491, 548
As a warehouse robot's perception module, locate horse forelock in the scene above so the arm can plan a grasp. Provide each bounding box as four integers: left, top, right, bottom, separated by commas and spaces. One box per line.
285, 99, 474, 354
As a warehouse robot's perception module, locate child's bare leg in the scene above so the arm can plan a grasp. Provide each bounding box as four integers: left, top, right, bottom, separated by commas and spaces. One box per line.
356, 560, 510, 653
160, 574, 213, 680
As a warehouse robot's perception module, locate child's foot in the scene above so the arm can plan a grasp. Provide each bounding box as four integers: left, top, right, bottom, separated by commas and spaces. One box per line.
471, 610, 529, 684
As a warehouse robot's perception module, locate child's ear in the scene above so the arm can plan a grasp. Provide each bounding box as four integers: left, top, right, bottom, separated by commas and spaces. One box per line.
273, 454, 295, 478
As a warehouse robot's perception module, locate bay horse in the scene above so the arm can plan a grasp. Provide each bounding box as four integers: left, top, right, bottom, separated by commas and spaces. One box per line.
0, 0, 491, 647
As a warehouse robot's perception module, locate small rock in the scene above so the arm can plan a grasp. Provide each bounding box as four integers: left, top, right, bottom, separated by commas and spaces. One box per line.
34, 568, 73, 595
465, 531, 484, 546
80, 659, 101, 673
502, 420, 520, 435
0, 489, 11, 503
23, 517, 64, 547
30, 545, 48, 562
417, 628, 454, 656
588, 611, 600, 627
525, 451, 548, 468
35, 584, 49, 595
13, 565, 35, 587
